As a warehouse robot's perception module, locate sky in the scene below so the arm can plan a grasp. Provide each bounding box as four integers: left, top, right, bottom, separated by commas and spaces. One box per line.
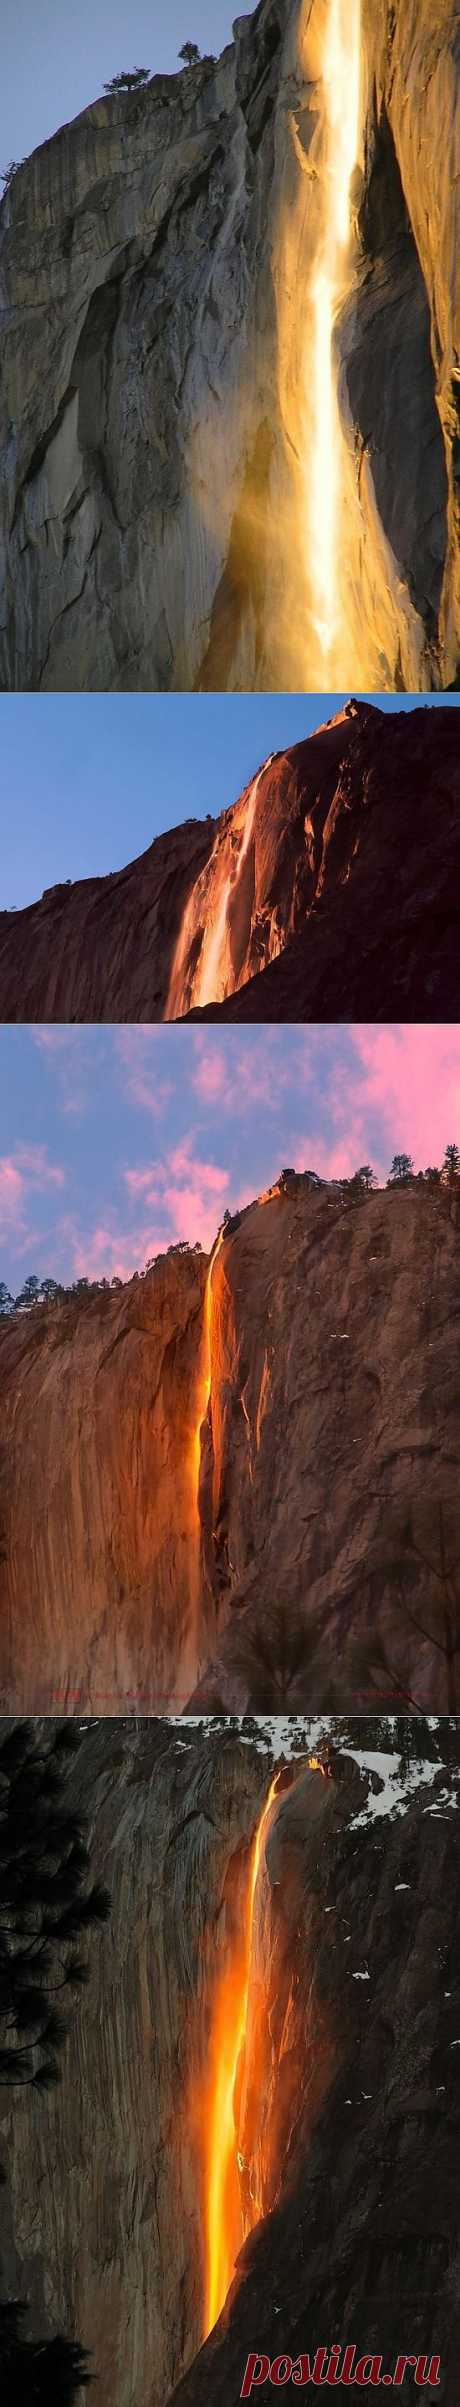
0, 1024, 459, 1295
2, 693, 457, 911
1, 1, 248, 170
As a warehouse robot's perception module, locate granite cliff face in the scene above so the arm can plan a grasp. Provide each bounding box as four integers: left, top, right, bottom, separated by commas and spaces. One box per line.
0, 1180, 459, 1715
0, 1, 458, 692
172, 1723, 460, 2407
1, 701, 459, 1022
1, 1718, 459, 2407
0, 1247, 208, 1714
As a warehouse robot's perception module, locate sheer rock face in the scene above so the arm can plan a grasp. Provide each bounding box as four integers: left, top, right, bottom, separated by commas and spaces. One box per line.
0, 1719, 271, 2407
0, 1183, 459, 1714
0, 1250, 208, 1714
171, 1735, 460, 2407
0, 815, 215, 1022
0, 1722, 458, 2407
0, 1, 458, 693
1, 702, 459, 1022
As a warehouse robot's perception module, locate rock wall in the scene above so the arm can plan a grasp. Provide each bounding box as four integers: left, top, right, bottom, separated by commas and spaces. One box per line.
0, 1248, 208, 1713
1, 702, 459, 1023
1, 1181, 459, 1714
172, 1723, 460, 2407
1, 1718, 458, 2407
0, 1717, 273, 2407
0, 1, 458, 692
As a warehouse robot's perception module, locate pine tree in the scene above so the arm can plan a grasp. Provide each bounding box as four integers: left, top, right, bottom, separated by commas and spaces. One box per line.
0, 1727, 107, 2397
0, 1722, 110, 2089
179, 42, 201, 67
0, 2303, 91, 2400
103, 67, 149, 93
443, 1142, 460, 1182
387, 1153, 415, 1185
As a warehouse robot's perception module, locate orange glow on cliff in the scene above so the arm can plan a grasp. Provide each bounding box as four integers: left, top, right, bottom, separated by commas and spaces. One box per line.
193, 1231, 223, 1515
204, 1773, 281, 2336
306, 0, 361, 681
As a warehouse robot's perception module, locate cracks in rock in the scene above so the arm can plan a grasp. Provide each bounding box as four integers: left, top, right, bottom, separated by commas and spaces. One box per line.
195, 419, 274, 691
10, 383, 78, 533
165, 1805, 217, 1853
38, 569, 89, 686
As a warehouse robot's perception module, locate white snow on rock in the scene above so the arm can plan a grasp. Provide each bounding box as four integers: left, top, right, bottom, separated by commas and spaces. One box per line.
346, 1749, 451, 1829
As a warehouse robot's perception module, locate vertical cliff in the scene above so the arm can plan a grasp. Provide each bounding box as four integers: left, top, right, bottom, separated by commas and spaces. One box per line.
0, 1717, 279, 2407
0, 1182, 459, 1716
0, 1718, 458, 2407
1, 703, 460, 1026
0, 0, 458, 690
0, 1250, 209, 1714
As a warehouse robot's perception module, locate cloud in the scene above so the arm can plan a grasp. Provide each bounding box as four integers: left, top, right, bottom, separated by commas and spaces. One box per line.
13, 1144, 66, 1189
29, 1028, 94, 1117
0, 1160, 24, 1224
190, 1030, 302, 1116
69, 1219, 167, 1285
350, 1027, 460, 1166
115, 1028, 173, 1116
0, 1147, 66, 1271
123, 1137, 230, 1251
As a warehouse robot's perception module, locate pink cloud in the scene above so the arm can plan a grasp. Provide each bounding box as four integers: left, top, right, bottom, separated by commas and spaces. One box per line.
190, 1042, 229, 1105
350, 1027, 460, 1166
123, 1138, 230, 1252
29, 1028, 93, 1118
0, 1160, 25, 1228
69, 1220, 167, 1285
0, 1147, 66, 1249
190, 1031, 297, 1115
115, 1028, 173, 1116
14, 1144, 66, 1189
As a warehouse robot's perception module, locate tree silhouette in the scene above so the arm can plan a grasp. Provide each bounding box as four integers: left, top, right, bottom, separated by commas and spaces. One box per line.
1, 162, 23, 194
387, 1154, 415, 1185
0, 1726, 107, 2397
179, 43, 201, 67
0, 1722, 110, 2089
443, 1143, 460, 1182
103, 67, 149, 93
347, 1164, 376, 1199
0, 2303, 91, 2400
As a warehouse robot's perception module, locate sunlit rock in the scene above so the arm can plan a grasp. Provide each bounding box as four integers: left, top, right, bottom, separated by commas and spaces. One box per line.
1, 1179, 460, 1714
0, 1, 458, 690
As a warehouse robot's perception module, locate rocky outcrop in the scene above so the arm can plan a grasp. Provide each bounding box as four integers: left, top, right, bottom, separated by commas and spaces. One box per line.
1, 1717, 459, 2407
1, 701, 459, 1021
0, 2, 458, 692
1, 1180, 459, 1714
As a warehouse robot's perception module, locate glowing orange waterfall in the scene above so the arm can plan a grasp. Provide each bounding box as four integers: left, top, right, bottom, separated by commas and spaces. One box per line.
304, 0, 361, 683
195, 764, 268, 1010
204, 1773, 281, 2336
193, 1229, 223, 1519
166, 759, 275, 1020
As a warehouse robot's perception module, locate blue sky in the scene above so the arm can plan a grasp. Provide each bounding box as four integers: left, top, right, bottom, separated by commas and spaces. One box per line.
1, 1025, 459, 1295
1, 1, 248, 170
2, 694, 456, 910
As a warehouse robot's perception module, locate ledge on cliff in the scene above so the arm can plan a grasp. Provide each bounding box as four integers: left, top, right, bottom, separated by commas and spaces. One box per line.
0, 700, 459, 1021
